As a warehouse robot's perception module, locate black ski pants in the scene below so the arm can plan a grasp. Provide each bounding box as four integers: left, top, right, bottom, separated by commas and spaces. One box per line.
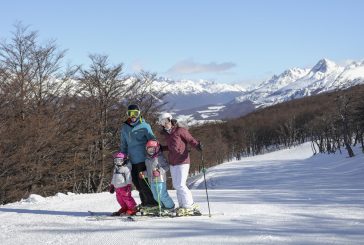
131, 162, 158, 206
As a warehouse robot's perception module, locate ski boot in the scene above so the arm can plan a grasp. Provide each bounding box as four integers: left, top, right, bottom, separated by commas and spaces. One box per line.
111, 207, 127, 216
139, 205, 161, 216
176, 203, 201, 217
160, 205, 176, 217
126, 208, 137, 216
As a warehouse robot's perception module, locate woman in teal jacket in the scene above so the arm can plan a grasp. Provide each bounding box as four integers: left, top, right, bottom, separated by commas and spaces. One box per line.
120, 104, 158, 208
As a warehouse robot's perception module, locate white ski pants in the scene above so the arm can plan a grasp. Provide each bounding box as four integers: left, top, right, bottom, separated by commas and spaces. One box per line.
170, 164, 194, 208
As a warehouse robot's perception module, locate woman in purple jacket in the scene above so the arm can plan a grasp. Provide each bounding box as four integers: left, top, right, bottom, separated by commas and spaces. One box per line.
158, 112, 202, 216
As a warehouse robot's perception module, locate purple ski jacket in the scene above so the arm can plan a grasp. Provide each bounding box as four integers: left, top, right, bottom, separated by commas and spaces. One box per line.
161, 126, 199, 165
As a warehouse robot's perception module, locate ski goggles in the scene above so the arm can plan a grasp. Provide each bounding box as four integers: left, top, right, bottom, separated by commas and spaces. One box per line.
114, 158, 124, 166
127, 110, 140, 118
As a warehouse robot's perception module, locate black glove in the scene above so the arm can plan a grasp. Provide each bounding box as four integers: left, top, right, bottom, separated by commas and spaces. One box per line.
109, 184, 115, 194
122, 159, 129, 166
196, 142, 203, 151
160, 145, 169, 152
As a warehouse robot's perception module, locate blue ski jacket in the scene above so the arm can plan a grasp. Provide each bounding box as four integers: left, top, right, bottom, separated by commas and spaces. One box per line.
120, 117, 156, 164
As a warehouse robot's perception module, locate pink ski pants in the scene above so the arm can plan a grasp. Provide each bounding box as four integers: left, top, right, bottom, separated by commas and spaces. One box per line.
116, 184, 137, 210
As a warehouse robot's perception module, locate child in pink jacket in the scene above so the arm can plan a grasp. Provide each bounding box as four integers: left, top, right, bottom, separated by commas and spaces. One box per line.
109, 152, 137, 216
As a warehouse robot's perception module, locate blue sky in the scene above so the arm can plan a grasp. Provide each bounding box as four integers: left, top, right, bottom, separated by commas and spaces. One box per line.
1, 0, 363, 86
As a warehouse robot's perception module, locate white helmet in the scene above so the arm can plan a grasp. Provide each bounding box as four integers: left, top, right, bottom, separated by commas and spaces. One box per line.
158, 112, 173, 125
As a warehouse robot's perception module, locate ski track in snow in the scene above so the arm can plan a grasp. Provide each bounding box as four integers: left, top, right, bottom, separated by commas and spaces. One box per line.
1, 142, 364, 244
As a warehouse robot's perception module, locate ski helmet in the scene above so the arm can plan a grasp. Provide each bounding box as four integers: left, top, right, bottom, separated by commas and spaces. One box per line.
158, 112, 173, 125
113, 152, 126, 159
127, 104, 140, 111
146, 139, 160, 156
113, 152, 126, 166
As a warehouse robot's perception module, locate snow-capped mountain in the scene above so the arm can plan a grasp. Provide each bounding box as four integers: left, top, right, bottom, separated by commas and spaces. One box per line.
233, 67, 310, 105
153, 78, 245, 95
171, 58, 364, 123
233, 58, 361, 107
151, 78, 246, 110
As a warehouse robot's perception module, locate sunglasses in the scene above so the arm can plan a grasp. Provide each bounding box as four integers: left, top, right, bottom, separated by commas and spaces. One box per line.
127, 110, 140, 118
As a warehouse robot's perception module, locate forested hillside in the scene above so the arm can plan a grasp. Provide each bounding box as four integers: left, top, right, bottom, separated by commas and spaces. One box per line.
187, 84, 364, 174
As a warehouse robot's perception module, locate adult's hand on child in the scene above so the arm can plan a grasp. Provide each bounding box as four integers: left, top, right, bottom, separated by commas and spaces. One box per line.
152, 169, 160, 177
139, 172, 145, 179
196, 141, 203, 151
109, 184, 115, 194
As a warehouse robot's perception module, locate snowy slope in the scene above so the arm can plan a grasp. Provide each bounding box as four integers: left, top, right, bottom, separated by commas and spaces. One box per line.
1, 143, 364, 244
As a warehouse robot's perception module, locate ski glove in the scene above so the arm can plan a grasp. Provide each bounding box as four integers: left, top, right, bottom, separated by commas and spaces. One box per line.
138, 171, 145, 179
109, 184, 115, 194
196, 142, 203, 152
152, 169, 160, 177
160, 145, 169, 152
122, 159, 129, 166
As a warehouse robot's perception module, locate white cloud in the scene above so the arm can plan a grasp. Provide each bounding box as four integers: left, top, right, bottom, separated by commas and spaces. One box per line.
167, 59, 236, 74
338, 59, 364, 66
130, 60, 144, 72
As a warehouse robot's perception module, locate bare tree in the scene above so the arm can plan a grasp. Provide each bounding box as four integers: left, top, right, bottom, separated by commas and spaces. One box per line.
75, 54, 130, 192
336, 94, 355, 157
0, 23, 38, 122
126, 70, 167, 121
0, 23, 73, 203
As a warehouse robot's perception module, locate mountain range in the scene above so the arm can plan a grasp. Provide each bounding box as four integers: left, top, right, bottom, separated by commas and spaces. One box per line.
154, 58, 364, 124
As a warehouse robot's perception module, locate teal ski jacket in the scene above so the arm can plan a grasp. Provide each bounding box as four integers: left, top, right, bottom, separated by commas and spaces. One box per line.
120, 117, 156, 164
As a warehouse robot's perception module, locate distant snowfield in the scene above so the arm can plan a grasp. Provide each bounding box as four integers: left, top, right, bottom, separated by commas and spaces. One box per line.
1, 143, 364, 244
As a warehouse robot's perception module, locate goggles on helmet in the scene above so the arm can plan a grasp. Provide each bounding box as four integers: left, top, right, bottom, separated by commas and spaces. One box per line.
127, 110, 140, 118
114, 158, 124, 166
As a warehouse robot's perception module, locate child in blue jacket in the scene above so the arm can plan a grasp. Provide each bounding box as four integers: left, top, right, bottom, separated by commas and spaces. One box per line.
139, 139, 175, 212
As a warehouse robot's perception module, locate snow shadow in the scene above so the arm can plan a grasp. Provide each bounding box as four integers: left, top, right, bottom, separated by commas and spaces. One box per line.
192, 189, 364, 206
0, 208, 92, 217
26, 223, 136, 234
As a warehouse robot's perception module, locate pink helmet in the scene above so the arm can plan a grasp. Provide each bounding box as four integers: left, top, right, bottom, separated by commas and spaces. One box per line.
146, 139, 160, 156
113, 152, 126, 159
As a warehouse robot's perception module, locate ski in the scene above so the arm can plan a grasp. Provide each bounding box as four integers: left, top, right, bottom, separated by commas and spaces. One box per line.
87, 210, 136, 222
135, 212, 224, 219
172, 212, 224, 218
86, 210, 174, 221
87, 210, 224, 222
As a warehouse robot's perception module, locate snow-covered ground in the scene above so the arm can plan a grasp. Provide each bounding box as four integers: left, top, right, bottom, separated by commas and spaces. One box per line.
1, 143, 364, 244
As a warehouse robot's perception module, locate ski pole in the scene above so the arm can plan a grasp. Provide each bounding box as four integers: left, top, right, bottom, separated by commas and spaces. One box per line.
142, 174, 161, 216
155, 176, 162, 216
141, 175, 151, 189
201, 151, 211, 217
